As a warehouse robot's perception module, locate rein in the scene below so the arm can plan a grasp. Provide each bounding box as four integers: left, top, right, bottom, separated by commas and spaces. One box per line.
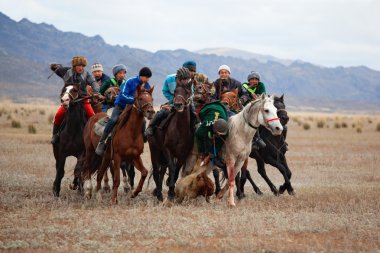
133, 92, 153, 113
243, 98, 281, 129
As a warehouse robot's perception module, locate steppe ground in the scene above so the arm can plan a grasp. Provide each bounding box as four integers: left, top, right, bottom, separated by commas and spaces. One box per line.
0, 100, 379, 253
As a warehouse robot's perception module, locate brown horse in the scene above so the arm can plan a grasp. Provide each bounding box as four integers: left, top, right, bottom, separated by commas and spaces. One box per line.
220, 88, 241, 113
86, 85, 102, 113
83, 85, 155, 204
148, 84, 196, 202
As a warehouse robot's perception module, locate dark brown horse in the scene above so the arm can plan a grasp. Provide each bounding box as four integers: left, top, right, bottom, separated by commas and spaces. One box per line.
52, 84, 88, 196
83, 85, 155, 204
148, 84, 196, 202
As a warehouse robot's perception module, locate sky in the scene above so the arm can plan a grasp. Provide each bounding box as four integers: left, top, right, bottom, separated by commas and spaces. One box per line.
1, 0, 380, 70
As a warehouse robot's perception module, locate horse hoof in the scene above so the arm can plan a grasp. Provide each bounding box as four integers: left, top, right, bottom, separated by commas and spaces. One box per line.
69, 183, 77, 190
124, 186, 131, 193
84, 193, 92, 200
152, 188, 158, 196
163, 198, 174, 208
288, 190, 295, 196
257, 190, 263, 195
111, 198, 118, 205
96, 192, 103, 203
279, 185, 286, 194
103, 186, 111, 193
228, 202, 236, 208
131, 191, 138, 198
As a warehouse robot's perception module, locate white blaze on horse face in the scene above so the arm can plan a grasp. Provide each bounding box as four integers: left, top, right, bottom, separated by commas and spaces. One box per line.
61, 85, 74, 108
261, 97, 283, 136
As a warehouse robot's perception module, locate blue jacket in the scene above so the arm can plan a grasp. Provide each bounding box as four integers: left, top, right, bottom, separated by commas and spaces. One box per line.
162, 74, 176, 104
115, 75, 151, 108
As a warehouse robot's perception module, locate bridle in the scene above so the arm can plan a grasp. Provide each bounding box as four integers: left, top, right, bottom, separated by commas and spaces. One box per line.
173, 85, 192, 106
243, 98, 280, 129
133, 91, 154, 114
221, 92, 241, 112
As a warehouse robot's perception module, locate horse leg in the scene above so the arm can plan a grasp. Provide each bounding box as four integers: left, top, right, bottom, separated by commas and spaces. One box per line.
110, 155, 121, 204
102, 168, 111, 193
131, 156, 148, 198
235, 172, 245, 200
167, 156, 177, 202
53, 157, 66, 197
265, 157, 292, 195
120, 161, 130, 193
245, 170, 263, 195
226, 159, 236, 207
278, 158, 294, 195
256, 158, 279, 196
213, 168, 221, 195
127, 163, 135, 189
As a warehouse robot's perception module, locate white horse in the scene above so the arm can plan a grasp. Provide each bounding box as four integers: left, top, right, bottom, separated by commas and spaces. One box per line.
206, 94, 283, 207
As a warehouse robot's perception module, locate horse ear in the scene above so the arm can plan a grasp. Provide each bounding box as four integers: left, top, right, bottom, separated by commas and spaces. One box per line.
261, 93, 266, 99
233, 88, 238, 95
280, 94, 284, 101
148, 86, 154, 94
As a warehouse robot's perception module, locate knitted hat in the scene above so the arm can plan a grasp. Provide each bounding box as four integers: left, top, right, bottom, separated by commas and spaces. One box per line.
72, 56, 87, 67
218, 64, 231, 74
247, 71, 261, 81
139, 67, 152, 77
182, 61, 196, 72
91, 63, 103, 72
112, 64, 127, 76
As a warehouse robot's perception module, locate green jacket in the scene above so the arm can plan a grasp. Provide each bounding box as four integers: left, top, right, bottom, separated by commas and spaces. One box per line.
195, 101, 228, 154
99, 78, 125, 95
239, 81, 266, 106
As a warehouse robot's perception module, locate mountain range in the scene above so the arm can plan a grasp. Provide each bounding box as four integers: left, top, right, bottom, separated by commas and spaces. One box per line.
0, 12, 379, 112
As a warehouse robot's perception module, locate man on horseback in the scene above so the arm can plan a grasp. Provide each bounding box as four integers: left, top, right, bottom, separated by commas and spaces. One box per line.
50, 56, 103, 144
91, 62, 110, 87
145, 65, 194, 137
99, 64, 127, 112
212, 65, 242, 100
239, 71, 267, 149
95, 67, 153, 156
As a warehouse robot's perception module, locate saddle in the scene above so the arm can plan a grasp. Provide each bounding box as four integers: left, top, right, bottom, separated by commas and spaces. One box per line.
93, 108, 114, 136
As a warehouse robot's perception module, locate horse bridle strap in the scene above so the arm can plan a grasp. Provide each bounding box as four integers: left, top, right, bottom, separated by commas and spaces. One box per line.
72, 95, 92, 104
134, 92, 153, 113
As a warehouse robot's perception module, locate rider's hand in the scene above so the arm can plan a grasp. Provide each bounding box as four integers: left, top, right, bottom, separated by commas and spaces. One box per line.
94, 94, 105, 101
50, 63, 61, 71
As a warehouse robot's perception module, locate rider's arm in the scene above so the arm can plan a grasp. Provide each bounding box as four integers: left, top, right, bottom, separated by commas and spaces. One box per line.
54, 66, 70, 78
86, 72, 100, 94
99, 79, 111, 95
162, 75, 175, 104
119, 79, 135, 104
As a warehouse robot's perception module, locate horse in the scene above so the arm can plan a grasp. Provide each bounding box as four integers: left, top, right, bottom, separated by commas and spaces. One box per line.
206, 94, 283, 207
52, 84, 88, 197
240, 95, 294, 196
83, 85, 155, 204
148, 84, 196, 202
220, 91, 293, 196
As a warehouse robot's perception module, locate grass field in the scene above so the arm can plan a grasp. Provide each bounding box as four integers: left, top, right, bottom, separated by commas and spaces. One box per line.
0, 101, 379, 253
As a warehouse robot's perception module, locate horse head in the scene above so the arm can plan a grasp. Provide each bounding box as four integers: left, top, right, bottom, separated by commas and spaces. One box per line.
134, 85, 155, 120
253, 94, 283, 135
274, 94, 289, 126
193, 73, 213, 107
173, 84, 191, 112
220, 88, 241, 112
60, 83, 81, 109
105, 87, 120, 105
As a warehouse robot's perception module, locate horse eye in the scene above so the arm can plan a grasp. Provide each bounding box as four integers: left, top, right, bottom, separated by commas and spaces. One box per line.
264, 109, 269, 113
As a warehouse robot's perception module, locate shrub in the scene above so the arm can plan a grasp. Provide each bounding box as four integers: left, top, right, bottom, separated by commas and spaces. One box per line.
39, 109, 46, 115
356, 127, 362, 133
316, 120, 325, 128
28, 124, 37, 134
11, 120, 21, 128
341, 122, 348, 128
303, 123, 311, 130
334, 122, 341, 129
376, 123, 380, 132
48, 114, 54, 124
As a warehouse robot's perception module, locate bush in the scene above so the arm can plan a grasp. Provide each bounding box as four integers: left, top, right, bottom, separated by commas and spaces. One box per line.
39, 109, 46, 115
341, 122, 348, 128
316, 120, 325, 128
11, 120, 21, 128
28, 124, 37, 134
303, 123, 311, 130
334, 122, 341, 129
356, 127, 362, 133
376, 123, 380, 132
48, 114, 54, 124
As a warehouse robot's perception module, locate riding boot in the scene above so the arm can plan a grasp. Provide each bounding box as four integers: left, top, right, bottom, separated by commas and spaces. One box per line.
145, 110, 168, 137
95, 132, 108, 156
50, 124, 60, 144
252, 137, 266, 150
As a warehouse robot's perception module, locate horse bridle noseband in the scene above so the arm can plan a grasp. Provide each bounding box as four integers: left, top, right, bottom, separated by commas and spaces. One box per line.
243, 98, 280, 129
133, 91, 153, 113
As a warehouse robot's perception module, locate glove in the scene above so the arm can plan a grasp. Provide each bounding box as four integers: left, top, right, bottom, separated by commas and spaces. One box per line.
50, 63, 61, 72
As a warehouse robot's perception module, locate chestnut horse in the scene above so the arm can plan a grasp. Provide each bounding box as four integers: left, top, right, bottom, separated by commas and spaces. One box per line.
86, 86, 102, 113
52, 84, 88, 196
83, 85, 155, 204
148, 84, 196, 202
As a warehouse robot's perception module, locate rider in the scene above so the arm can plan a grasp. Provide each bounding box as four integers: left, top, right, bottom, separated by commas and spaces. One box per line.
239, 71, 267, 149
145, 65, 194, 137
50, 56, 102, 144
91, 63, 110, 87
99, 64, 127, 112
95, 67, 153, 156
211, 64, 241, 100
195, 90, 229, 167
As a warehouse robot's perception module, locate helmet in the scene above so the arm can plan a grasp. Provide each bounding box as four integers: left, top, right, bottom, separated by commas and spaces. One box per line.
213, 119, 228, 136
112, 64, 127, 76
91, 63, 103, 72
176, 67, 191, 80
247, 71, 261, 81
71, 56, 87, 67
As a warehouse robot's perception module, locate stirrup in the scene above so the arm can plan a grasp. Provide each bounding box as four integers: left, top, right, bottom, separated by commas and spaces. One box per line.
95, 141, 106, 156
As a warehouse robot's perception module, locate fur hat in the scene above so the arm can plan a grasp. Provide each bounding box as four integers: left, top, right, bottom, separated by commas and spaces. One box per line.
247, 71, 261, 81
139, 67, 152, 77
91, 63, 103, 72
112, 64, 127, 76
182, 61, 196, 72
71, 56, 87, 67
218, 65, 231, 75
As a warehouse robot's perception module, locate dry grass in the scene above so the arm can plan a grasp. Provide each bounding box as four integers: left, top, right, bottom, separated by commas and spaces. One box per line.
0, 102, 380, 252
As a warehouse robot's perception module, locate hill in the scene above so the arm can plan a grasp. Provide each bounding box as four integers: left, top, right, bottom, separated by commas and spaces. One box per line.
0, 12, 379, 112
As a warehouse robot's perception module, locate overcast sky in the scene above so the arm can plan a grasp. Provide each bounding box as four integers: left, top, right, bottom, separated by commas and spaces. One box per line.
1, 0, 379, 70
